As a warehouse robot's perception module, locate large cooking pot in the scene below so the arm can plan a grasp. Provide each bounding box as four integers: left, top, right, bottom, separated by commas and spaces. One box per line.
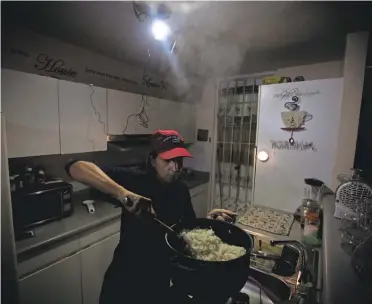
165, 218, 253, 303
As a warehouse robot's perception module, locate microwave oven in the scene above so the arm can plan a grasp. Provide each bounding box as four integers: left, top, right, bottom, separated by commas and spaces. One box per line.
11, 181, 73, 233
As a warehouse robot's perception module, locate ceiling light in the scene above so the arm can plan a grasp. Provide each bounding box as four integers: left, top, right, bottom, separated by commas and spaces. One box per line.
152, 20, 170, 41
257, 150, 269, 162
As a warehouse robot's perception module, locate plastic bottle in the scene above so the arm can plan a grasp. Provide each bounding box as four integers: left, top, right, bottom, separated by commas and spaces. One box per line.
301, 199, 322, 246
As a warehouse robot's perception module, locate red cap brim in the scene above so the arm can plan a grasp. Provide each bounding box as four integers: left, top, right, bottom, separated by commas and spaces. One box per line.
159, 147, 193, 160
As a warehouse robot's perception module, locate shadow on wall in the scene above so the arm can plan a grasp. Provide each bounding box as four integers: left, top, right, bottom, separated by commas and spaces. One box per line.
238, 35, 346, 76
354, 35, 372, 184
8, 150, 147, 181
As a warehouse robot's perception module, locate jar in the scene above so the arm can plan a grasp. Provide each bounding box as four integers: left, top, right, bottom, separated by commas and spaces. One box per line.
301, 199, 321, 246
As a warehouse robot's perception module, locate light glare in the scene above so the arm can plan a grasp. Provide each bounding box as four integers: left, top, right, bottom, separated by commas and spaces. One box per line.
152, 20, 170, 41
257, 150, 269, 162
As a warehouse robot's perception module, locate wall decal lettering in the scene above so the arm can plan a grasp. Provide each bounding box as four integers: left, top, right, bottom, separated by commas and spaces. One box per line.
271, 140, 317, 151
143, 74, 168, 91
10, 48, 30, 58
34, 54, 77, 78
273, 88, 320, 101
85, 68, 137, 85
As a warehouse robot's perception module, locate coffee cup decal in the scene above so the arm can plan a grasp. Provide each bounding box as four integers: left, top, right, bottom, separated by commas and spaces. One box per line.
279, 91, 313, 145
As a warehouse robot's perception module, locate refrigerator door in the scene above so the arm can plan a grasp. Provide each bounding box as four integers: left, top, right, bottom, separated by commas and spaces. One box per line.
254, 79, 343, 212
1, 112, 19, 302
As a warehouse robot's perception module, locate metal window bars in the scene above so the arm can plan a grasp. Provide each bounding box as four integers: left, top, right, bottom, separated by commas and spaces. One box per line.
212, 76, 260, 216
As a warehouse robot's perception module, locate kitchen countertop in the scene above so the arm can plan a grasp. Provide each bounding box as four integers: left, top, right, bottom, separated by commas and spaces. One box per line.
322, 193, 372, 303
16, 173, 210, 258
237, 220, 302, 242
16, 195, 122, 257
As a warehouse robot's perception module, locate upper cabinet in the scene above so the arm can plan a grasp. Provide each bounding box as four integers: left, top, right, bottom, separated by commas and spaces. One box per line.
59, 81, 107, 154
107, 90, 160, 135
1, 69, 61, 158
134, 96, 159, 134
158, 99, 196, 143
179, 102, 196, 143
107, 89, 139, 135
2, 69, 196, 158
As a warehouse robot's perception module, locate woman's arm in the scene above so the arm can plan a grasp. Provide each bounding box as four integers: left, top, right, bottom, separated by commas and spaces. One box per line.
68, 161, 128, 199
66, 161, 151, 214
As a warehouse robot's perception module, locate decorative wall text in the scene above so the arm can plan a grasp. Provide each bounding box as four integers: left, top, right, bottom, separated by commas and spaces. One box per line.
271, 140, 317, 151
34, 54, 77, 78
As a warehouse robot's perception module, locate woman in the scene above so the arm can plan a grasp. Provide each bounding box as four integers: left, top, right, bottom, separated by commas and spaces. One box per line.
65, 130, 236, 303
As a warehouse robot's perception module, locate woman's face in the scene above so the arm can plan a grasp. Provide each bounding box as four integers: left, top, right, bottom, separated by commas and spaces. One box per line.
154, 156, 183, 183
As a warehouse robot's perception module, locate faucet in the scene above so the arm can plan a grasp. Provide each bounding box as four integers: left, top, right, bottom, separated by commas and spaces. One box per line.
270, 240, 309, 284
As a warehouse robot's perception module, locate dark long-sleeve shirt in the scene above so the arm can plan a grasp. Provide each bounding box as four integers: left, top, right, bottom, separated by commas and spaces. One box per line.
65, 162, 196, 303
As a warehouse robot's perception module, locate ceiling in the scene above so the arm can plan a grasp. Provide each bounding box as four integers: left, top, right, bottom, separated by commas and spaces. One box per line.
2, 1, 372, 97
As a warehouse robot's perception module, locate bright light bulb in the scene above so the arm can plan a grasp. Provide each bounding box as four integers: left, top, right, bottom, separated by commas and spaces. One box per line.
257, 150, 269, 162
152, 20, 170, 41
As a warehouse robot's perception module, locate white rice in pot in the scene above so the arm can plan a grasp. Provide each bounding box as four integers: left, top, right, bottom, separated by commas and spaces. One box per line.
181, 228, 246, 262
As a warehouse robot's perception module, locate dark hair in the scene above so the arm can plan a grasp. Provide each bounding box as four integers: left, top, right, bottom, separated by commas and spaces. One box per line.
145, 151, 184, 172
145, 151, 158, 172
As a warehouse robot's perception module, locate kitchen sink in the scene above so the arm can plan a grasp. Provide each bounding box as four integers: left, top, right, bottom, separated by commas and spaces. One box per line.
240, 268, 293, 304
249, 234, 300, 278
233, 230, 312, 303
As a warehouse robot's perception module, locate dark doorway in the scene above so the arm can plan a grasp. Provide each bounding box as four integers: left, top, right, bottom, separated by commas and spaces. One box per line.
354, 33, 372, 184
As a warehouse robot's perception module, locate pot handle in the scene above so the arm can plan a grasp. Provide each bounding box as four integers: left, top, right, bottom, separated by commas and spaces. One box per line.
211, 214, 237, 224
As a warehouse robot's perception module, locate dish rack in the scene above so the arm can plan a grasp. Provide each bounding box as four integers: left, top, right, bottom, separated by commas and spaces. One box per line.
335, 169, 372, 219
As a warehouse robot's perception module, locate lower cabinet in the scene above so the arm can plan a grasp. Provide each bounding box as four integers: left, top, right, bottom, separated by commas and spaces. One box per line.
190, 183, 210, 218
19, 253, 82, 304
18, 230, 120, 304
81, 233, 120, 304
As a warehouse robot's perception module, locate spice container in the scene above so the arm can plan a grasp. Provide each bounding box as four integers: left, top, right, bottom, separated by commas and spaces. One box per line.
301, 198, 322, 246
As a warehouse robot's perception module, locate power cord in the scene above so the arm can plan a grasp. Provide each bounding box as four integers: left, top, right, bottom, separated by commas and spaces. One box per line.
87, 84, 107, 151
123, 48, 152, 133
89, 85, 106, 134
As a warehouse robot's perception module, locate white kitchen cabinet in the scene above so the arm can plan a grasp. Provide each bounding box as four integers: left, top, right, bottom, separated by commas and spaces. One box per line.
19, 253, 82, 304
190, 183, 209, 218
158, 99, 178, 130
81, 233, 120, 304
107, 89, 139, 135
1, 69, 61, 158
158, 99, 196, 142
134, 96, 159, 134
59, 81, 107, 154
179, 102, 196, 143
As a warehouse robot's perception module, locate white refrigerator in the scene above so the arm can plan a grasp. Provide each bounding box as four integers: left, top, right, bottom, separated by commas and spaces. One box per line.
1, 111, 19, 302
253, 78, 343, 213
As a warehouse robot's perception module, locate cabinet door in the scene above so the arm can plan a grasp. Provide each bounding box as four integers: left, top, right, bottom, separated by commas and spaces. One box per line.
135, 96, 159, 134
19, 253, 82, 304
1, 69, 60, 158
59, 81, 107, 154
179, 103, 196, 143
190, 183, 209, 218
107, 89, 139, 135
81, 233, 120, 304
158, 99, 181, 132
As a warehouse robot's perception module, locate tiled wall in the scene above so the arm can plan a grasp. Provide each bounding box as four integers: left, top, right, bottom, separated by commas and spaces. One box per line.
8, 149, 147, 182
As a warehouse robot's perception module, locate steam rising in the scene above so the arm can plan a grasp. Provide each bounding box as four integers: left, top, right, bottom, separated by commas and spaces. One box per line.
163, 2, 255, 102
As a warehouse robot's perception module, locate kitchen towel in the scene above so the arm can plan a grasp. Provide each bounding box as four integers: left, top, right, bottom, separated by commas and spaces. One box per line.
238, 205, 295, 236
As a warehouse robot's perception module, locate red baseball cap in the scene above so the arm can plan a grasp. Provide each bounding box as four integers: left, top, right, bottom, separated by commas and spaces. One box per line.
151, 130, 193, 160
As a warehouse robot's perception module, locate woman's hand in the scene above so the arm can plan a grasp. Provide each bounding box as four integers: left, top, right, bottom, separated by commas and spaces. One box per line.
117, 188, 155, 216
207, 209, 238, 222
